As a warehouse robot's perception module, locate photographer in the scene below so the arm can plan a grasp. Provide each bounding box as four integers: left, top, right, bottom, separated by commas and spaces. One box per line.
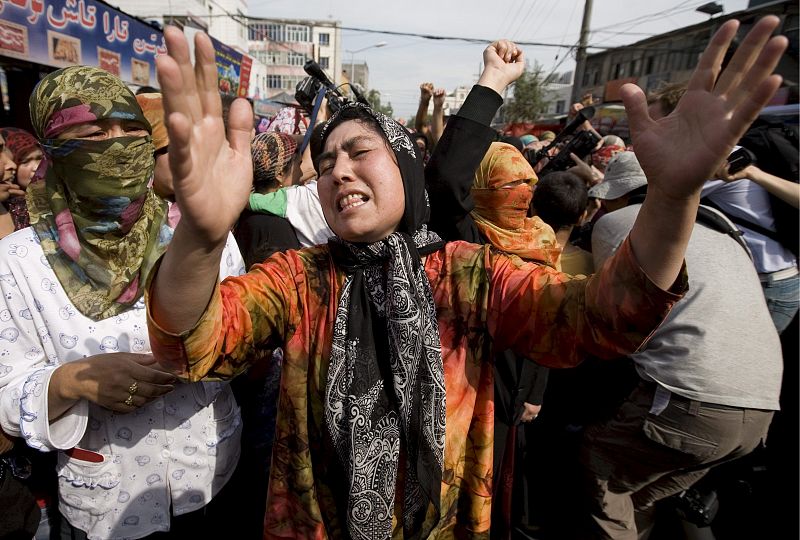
527, 104, 602, 178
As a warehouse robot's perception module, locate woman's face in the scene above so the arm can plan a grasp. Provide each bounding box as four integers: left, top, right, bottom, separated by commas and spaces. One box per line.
1, 147, 16, 183
317, 120, 406, 243
56, 118, 148, 141
16, 148, 44, 189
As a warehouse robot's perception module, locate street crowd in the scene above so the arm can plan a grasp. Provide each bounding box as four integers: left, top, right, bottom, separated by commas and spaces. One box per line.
0, 14, 797, 540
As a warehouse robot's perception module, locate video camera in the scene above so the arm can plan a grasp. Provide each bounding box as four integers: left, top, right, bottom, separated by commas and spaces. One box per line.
537, 129, 602, 176
295, 60, 347, 114
527, 106, 601, 176
295, 59, 371, 115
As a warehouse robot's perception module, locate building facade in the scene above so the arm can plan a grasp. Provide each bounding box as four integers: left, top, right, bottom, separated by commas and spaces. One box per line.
573, 0, 798, 107
113, 0, 250, 52
247, 18, 342, 100
344, 62, 369, 92
542, 71, 574, 117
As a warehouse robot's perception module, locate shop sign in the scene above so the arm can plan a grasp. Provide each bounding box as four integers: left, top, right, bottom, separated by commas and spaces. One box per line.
0, 0, 164, 85
184, 26, 252, 98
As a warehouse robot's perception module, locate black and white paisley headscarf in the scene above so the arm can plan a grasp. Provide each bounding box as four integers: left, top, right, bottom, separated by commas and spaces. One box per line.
320, 103, 446, 540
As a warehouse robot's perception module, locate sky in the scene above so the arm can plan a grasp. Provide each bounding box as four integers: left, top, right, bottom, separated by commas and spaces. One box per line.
247, 0, 751, 119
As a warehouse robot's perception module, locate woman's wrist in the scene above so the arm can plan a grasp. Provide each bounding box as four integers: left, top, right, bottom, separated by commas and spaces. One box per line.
50, 361, 85, 403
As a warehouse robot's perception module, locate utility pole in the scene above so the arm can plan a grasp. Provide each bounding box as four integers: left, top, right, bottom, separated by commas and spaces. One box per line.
571, 0, 594, 105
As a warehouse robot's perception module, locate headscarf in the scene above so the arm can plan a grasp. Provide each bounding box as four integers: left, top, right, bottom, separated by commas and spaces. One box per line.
0, 127, 39, 230
320, 102, 445, 540
591, 143, 625, 172
471, 142, 560, 267
135, 92, 169, 152
539, 130, 556, 141
251, 131, 297, 190
520, 133, 537, 147
27, 66, 168, 321
0, 127, 39, 164
261, 106, 298, 134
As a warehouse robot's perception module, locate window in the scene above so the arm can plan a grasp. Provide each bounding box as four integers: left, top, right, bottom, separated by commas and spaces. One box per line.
669, 51, 681, 71
267, 23, 285, 42
612, 62, 626, 79
267, 74, 282, 89
268, 51, 283, 64
286, 24, 310, 43
249, 23, 264, 41
283, 76, 304, 91
251, 50, 266, 64
319, 56, 329, 70
631, 59, 641, 77
319, 33, 330, 46
645, 56, 654, 75
555, 100, 566, 114
287, 52, 305, 66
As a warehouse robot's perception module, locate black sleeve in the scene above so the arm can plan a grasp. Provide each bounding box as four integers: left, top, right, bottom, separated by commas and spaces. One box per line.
518, 362, 549, 407
234, 211, 302, 269
425, 85, 502, 243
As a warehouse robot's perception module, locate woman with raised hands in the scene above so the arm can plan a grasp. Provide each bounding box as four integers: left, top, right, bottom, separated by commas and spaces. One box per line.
148, 17, 786, 539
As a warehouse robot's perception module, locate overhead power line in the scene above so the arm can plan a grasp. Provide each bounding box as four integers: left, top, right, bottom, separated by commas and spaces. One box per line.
169, 14, 707, 54
331, 24, 672, 51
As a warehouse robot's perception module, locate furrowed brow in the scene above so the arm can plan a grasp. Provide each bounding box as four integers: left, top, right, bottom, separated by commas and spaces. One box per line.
318, 135, 377, 168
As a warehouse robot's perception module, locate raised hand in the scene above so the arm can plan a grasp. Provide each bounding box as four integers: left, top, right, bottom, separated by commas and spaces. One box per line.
479, 39, 525, 95
155, 26, 254, 246
419, 82, 434, 102
623, 16, 787, 200
433, 88, 446, 109
569, 152, 603, 186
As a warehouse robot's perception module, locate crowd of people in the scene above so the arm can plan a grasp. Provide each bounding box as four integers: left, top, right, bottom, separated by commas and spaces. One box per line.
0, 14, 796, 540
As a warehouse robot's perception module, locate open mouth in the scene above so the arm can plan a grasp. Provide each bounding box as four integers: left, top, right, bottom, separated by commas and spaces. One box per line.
338, 193, 369, 212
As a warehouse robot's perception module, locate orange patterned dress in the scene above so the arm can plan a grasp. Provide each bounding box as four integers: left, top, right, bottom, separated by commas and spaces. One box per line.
148, 239, 684, 539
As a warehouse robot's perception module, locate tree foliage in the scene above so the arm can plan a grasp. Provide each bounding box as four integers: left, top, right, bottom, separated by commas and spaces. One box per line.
503, 62, 552, 123
366, 89, 394, 117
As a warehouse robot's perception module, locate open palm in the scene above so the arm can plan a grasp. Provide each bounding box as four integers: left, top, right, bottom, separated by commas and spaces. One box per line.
156, 27, 253, 245
622, 16, 787, 200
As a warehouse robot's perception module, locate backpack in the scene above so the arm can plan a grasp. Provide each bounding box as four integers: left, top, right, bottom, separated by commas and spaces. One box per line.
735, 116, 799, 256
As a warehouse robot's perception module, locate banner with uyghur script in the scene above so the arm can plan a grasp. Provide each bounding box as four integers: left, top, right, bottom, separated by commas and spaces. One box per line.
0, 0, 164, 86
184, 26, 252, 98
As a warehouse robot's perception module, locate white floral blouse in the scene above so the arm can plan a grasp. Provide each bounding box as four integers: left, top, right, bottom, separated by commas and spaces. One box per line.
0, 227, 245, 540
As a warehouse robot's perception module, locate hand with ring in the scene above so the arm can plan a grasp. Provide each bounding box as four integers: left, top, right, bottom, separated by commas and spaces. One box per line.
123, 381, 139, 407
520, 402, 542, 423
49, 353, 177, 414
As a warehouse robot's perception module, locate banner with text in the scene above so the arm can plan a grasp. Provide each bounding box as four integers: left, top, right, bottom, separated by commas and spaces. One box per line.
183, 26, 252, 98
0, 0, 164, 86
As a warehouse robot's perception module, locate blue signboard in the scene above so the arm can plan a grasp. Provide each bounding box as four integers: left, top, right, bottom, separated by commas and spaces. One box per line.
0, 0, 164, 86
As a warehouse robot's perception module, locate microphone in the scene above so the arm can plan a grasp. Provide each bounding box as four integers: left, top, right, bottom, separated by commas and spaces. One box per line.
557, 106, 596, 141
303, 60, 337, 91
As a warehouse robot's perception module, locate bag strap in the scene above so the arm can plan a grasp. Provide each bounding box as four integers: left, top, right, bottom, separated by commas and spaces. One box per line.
700, 196, 781, 244
695, 205, 753, 260
626, 196, 752, 260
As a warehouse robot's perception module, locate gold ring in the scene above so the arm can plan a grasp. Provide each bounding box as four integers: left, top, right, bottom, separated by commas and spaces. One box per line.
128, 381, 138, 395
124, 394, 134, 406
